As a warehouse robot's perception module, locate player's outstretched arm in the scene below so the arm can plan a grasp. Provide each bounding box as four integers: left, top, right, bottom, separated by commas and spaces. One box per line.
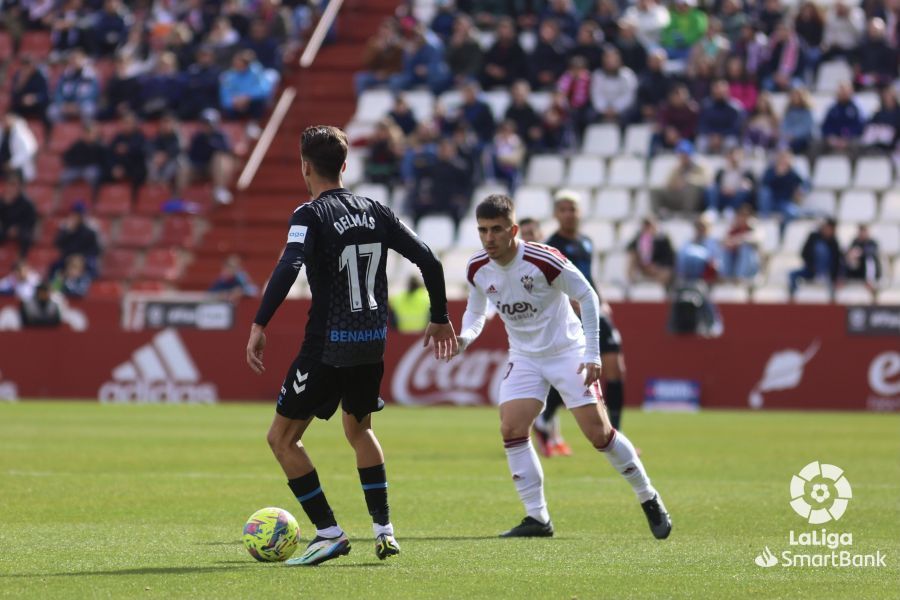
424, 321, 458, 361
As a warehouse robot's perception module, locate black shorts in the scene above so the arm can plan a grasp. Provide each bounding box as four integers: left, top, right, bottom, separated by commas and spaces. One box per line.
276, 355, 385, 422
599, 314, 622, 354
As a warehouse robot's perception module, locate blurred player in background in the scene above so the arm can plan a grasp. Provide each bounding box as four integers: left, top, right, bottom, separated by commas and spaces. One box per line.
453, 195, 671, 539
246, 126, 456, 565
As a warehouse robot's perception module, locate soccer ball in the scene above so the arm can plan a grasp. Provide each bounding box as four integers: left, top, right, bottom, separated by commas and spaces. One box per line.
242, 507, 301, 562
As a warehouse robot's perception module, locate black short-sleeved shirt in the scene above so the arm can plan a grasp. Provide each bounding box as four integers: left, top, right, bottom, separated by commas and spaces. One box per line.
255, 188, 448, 367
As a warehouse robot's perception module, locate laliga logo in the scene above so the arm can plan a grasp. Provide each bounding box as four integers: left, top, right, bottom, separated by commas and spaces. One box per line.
789, 461, 852, 524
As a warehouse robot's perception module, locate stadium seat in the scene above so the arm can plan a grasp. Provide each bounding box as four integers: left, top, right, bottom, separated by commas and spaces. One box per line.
352, 89, 393, 124
648, 154, 678, 189
593, 188, 631, 222
27, 184, 57, 216
628, 281, 667, 302
343, 152, 364, 187
811, 155, 851, 190
525, 155, 566, 187
439, 248, 475, 299
607, 156, 645, 189
566, 155, 606, 189
854, 91, 880, 119
835, 223, 856, 249
116, 216, 157, 248
354, 183, 389, 206
769, 92, 789, 118
87, 280, 124, 300
815, 60, 853, 93
781, 220, 817, 255
95, 184, 132, 217
661, 218, 694, 249
483, 90, 511, 121
792, 155, 811, 180
622, 123, 653, 156
870, 223, 900, 256
710, 283, 750, 303
135, 184, 171, 215
158, 217, 198, 248
34, 153, 62, 184
49, 122, 83, 154
514, 186, 553, 221
852, 157, 893, 191
803, 190, 836, 216
810, 94, 832, 126
877, 287, 900, 305
599, 251, 629, 286
794, 284, 831, 304
765, 252, 803, 287
893, 256, 900, 286
466, 182, 507, 217
582, 124, 620, 157
456, 217, 482, 251
130, 280, 169, 292
837, 191, 878, 223
416, 215, 455, 253
835, 284, 874, 305
530, 91, 553, 113
403, 90, 435, 122
633, 189, 651, 216
581, 220, 616, 253
140, 248, 181, 281
26, 247, 57, 277
616, 219, 641, 249
881, 190, 900, 222
756, 218, 781, 255
60, 182, 93, 210
598, 283, 625, 302
344, 120, 376, 144
437, 89, 463, 114
36, 217, 61, 248
101, 248, 138, 280
752, 286, 790, 303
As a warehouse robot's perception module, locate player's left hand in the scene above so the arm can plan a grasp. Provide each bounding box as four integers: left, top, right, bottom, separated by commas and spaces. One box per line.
424, 321, 459, 362
577, 362, 602, 386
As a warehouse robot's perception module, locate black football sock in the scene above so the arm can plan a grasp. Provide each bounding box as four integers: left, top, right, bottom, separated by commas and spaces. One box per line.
288, 469, 338, 531
605, 380, 624, 430
358, 464, 390, 526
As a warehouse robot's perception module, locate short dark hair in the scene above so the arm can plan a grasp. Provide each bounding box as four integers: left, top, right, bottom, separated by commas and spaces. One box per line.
518, 217, 537, 227
476, 194, 515, 221
300, 126, 349, 180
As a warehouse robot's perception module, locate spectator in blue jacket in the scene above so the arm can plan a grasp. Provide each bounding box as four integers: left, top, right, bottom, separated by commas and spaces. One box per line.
138, 52, 185, 119
821, 82, 864, 153
389, 26, 451, 95
179, 109, 235, 205
780, 86, 815, 154
460, 81, 496, 145
48, 49, 100, 124
696, 79, 745, 153
89, 0, 129, 57
219, 49, 276, 121
540, 0, 579, 41
758, 149, 808, 228
179, 46, 222, 121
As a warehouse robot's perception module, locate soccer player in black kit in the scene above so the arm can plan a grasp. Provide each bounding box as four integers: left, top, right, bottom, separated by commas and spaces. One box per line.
246, 126, 457, 566
539, 190, 627, 446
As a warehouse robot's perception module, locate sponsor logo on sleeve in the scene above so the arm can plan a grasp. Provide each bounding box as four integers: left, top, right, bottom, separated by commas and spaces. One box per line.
287, 225, 308, 244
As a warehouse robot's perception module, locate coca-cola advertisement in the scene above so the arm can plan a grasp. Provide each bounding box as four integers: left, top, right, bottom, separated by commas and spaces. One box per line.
0, 299, 897, 411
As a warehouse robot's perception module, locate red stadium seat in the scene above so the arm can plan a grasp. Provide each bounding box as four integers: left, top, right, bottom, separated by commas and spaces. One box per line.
87, 280, 124, 300
27, 247, 59, 277
60, 182, 93, 210
0, 247, 16, 275
139, 248, 181, 281
116, 216, 157, 248
90, 217, 114, 246
95, 184, 132, 217
100, 248, 138, 280
158, 216, 198, 248
135, 185, 171, 216
129, 280, 169, 292
20, 32, 51, 56
49, 122, 84, 154
36, 217, 62, 247
34, 154, 61, 185
27, 184, 58, 216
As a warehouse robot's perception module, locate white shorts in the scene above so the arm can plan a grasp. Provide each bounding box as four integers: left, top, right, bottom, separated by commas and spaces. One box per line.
498, 349, 600, 409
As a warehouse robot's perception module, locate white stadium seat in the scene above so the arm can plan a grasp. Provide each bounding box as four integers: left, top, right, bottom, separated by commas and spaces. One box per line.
810, 93, 832, 125
794, 284, 831, 304
416, 215, 456, 253
581, 220, 616, 253
526, 155, 566, 187
766, 252, 804, 287
815, 60, 853, 93
893, 256, 900, 286
835, 284, 874, 305
616, 219, 641, 249
599, 251, 629, 286
483, 90, 511, 121
781, 220, 817, 255
835, 223, 856, 249
628, 281, 667, 302
837, 191, 878, 223
877, 288, 900, 305
440, 248, 477, 299
343, 152, 363, 187
769, 92, 789, 118
756, 218, 781, 255
632, 189, 651, 216
354, 183, 389, 206
530, 91, 553, 113
792, 155, 811, 180
622, 123, 653, 156
582, 124, 621, 157
854, 92, 880, 119
710, 283, 750, 303
456, 217, 482, 251
803, 190, 836, 216
513, 186, 553, 221
403, 90, 435, 122
353, 89, 393, 123
648, 154, 679, 189
661, 218, 694, 249
566, 155, 606, 188
593, 188, 631, 222
870, 223, 900, 256
344, 119, 376, 143
437, 89, 463, 114
607, 156, 646, 188
812, 155, 851, 190
852, 156, 893, 191
598, 283, 626, 302
880, 190, 900, 222
752, 286, 790, 303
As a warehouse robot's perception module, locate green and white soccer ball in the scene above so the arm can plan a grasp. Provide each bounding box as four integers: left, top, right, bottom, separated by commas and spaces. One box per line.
242, 507, 301, 562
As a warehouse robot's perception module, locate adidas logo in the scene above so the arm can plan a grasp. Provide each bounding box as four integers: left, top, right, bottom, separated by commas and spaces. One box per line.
486, 284, 499, 294
98, 329, 217, 404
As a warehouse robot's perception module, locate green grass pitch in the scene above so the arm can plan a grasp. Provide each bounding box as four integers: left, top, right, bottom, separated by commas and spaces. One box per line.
1, 403, 898, 599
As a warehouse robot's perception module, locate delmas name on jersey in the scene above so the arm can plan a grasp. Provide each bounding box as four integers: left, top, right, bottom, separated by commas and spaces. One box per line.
333, 213, 376, 234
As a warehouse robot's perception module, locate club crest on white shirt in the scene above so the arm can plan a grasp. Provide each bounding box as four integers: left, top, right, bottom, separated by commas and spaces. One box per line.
520, 275, 534, 293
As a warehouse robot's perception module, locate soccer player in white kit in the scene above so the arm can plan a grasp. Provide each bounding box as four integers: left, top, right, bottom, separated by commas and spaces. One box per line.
451, 195, 672, 538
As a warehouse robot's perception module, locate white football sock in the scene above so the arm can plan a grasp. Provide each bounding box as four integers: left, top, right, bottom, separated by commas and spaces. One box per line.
504, 437, 550, 524
600, 430, 657, 503
316, 525, 344, 539
373, 522, 394, 537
